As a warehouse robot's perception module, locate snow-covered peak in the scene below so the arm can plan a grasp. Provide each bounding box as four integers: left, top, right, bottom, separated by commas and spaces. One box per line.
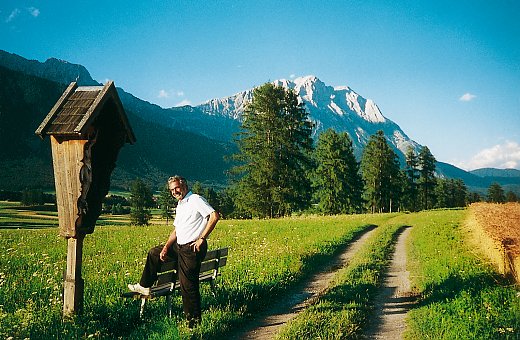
194, 74, 420, 161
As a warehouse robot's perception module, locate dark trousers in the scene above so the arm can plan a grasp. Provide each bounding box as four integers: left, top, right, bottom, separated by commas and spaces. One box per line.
140, 240, 208, 320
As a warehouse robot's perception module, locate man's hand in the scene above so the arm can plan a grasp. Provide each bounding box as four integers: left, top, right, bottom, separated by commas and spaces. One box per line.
159, 246, 168, 261
191, 238, 205, 252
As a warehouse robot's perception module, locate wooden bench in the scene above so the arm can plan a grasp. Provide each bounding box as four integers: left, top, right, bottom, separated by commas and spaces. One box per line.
122, 247, 228, 318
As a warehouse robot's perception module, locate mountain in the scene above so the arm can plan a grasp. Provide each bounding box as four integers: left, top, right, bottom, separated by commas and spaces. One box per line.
470, 168, 520, 179
0, 61, 233, 191
0, 50, 99, 86
0, 50, 517, 195
197, 75, 421, 161
437, 163, 520, 195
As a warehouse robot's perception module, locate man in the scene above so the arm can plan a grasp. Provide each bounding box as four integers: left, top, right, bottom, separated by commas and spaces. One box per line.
128, 175, 220, 326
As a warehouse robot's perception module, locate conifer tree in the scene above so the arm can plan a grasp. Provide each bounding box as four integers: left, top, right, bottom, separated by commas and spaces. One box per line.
404, 146, 419, 211
231, 83, 314, 218
158, 183, 175, 224
418, 146, 437, 210
487, 182, 505, 203
312, 129, 363, 214
129, 178, 154, 226
506, 191, 518, 202
360, 130, 401, 213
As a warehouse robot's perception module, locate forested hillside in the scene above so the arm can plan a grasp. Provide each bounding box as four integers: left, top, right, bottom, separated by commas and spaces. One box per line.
0, 66, 232, 191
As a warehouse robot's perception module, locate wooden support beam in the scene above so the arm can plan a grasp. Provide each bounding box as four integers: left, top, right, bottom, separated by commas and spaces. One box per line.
63, 235, 85, 317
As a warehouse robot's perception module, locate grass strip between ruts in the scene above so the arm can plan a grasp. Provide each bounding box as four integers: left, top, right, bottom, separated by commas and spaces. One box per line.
277, 215, 406, 339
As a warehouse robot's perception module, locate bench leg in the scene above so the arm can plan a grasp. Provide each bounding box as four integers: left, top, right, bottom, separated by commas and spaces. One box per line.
166, 294, 172, 318
140, 297, 146, 318
210, 280, 217, 297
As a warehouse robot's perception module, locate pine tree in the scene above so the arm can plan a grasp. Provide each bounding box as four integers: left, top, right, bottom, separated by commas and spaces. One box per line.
312, 129, 363, 214
158, 183, 175, 224
129, 178, 154, 226
418, 146, 437, 210
453, 179, 468, 207
435, 178, 466, 208
404, 146, 419, 211
506, 191, 518, 202
467, 191, 482, 204
487, 182, 505, 203
231, 83, 314, 218
360, 130, 401, 213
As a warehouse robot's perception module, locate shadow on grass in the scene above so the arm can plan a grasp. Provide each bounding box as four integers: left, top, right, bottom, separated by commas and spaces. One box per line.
0, 222, 57, 229
417, 271, 512, 307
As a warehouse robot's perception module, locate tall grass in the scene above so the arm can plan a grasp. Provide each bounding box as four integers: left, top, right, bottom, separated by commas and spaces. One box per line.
404, 209, 520, 339
0, 213, 392, 339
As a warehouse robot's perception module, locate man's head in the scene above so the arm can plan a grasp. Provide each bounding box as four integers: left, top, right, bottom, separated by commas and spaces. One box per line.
168, 175, 189, 201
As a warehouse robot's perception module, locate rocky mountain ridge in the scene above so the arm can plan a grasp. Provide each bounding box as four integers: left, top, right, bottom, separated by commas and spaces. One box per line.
0, 49, 517, 194
197, 75, 420, 160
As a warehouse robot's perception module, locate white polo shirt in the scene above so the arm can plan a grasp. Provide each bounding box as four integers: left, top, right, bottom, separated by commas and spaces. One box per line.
174, 191, 215, 245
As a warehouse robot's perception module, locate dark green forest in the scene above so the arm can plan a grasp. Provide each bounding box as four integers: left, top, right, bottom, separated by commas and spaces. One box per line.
0, 66, 233, 192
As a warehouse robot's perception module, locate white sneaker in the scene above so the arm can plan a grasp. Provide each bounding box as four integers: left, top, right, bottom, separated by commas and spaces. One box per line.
128, 283, 150, 295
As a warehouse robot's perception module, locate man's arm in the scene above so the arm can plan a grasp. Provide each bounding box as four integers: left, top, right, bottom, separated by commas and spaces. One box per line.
192, 210, 220, 252
160, 229, 177, 261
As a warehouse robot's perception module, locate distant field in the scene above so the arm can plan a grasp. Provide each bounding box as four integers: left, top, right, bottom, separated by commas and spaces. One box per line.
0, 201, 58, 229
0, 201, 168, 229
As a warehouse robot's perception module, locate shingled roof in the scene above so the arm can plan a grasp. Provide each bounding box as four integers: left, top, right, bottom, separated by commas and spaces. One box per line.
35, 81, 136, 143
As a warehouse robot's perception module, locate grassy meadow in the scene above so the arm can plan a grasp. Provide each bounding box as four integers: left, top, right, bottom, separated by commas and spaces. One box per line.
1, 202, 519, 339
404, 209, 520, 339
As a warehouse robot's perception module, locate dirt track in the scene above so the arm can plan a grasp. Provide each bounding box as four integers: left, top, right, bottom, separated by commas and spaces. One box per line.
233, 225, 415, 339
362, 226, 416, 339
233, 226, 377, 339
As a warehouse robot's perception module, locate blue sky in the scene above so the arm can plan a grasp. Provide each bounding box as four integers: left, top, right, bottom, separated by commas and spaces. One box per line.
1, 0, 519, 170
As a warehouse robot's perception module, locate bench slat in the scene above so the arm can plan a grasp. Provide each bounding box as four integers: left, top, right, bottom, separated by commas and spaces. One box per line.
204, 247, 229, 260
199, 257, 227, 273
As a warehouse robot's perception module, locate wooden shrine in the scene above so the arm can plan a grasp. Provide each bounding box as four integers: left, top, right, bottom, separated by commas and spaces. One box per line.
35, 81, 135, 317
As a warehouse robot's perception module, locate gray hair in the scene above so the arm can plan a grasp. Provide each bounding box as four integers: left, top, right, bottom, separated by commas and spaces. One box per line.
168, 175, 188, 189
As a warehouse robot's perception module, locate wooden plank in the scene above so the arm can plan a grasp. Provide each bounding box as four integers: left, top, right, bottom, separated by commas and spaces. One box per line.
199, 257, 227, 273
35, 82, 77, 138
204, 247, 229, 260
51, 137, 86, 238
63, 234, 85, 316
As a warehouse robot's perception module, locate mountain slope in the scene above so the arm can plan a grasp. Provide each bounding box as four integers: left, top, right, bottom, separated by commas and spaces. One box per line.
197, 75, 421, 161
1, 50, 517, 195
471, 168, 520, 179
0, 50, 98, 86
0, 64, 232, 191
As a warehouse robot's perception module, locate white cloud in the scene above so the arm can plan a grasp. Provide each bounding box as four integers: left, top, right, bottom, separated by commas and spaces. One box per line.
158, 89, 169, 98
176, 91, 184, 97
456, 141, 520, 170
6, 8, 20, 22
459, 93, 476, 102
290, 74, 296, 79
5, 7, 40, 23
175, 99, 192, 107
28, 7, 40, 17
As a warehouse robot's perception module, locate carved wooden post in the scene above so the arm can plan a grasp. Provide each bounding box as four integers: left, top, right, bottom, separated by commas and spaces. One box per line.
36, 81, 135, 317
63, 235, 85, 314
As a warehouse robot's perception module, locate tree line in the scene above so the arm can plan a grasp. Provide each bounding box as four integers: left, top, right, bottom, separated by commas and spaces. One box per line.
6, 82, 514, 224
211, 83, 517, 218
129, 82, 518, 224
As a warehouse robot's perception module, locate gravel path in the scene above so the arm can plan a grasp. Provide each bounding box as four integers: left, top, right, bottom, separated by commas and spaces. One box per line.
232, 226, 378, 340
362, 226, 417, 339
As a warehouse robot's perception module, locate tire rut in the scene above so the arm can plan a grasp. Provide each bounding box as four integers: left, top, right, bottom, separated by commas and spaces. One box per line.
362, 226, 417, 339
231, 225, 378, 340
